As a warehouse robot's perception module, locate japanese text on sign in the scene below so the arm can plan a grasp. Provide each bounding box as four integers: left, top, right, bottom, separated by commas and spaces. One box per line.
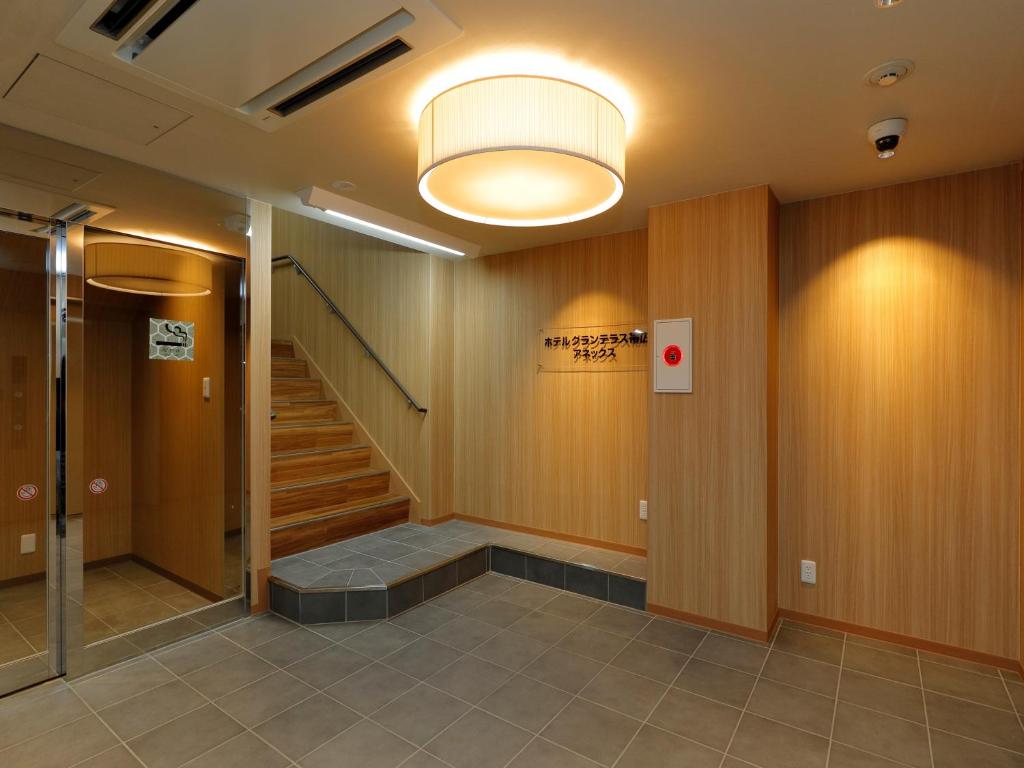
537, 323, 648, 372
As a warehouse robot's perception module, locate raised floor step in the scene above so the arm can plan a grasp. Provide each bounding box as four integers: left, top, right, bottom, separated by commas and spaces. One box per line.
271, 468, 391, 518
271, 421, 354, 453
272, 358, 308, 378
271, 400, 337, 424
270, 494, 410, 559
271, 378, 322, 400
271, 445, 371, 487
271, 339, 295, 358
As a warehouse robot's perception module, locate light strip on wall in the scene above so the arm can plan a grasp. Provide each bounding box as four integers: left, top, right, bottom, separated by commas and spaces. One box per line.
323, 209, 465, 256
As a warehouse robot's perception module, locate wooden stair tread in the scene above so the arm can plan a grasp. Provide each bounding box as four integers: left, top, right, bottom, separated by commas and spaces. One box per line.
271, 467, 388, 492
272, 420, 351, 430
272, 444, 367, 459
272, 399, 334, 405
271, 494, 409, 530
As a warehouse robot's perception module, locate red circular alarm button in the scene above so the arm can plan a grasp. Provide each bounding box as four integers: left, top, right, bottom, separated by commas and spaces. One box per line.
662, 344, 683, 367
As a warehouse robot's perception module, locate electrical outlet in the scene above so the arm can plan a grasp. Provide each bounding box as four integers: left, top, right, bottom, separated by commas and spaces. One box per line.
639, 500, 648, 521
800, 559, 816, 585
20, 533, 36, 554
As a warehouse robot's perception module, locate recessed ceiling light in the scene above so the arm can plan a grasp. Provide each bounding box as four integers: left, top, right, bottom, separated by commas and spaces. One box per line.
417, 74, 626, 227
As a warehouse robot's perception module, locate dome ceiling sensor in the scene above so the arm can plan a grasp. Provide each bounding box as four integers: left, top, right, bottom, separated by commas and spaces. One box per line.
868, 117, 908, 159
864, 59, 915, 88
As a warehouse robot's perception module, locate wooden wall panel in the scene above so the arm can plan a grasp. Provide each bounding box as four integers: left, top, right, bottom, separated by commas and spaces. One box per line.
130, 264, 232, 598
453, 230, 648, 550
249, 199, 272, 609
427, 256, 455, 522
271, 208, 432, 514
82, 306, 133, 563
647, 186, 778, 634
0, 233, 48, 582
779, 165, 1021, 659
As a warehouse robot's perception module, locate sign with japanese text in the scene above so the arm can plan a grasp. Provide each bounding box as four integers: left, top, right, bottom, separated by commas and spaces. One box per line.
537, 323, 648, 372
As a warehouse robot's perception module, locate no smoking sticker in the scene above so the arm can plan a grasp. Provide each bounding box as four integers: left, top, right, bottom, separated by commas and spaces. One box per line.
662, 344, 683, 367
16, 484, 38, 502
89, 478, 108, 495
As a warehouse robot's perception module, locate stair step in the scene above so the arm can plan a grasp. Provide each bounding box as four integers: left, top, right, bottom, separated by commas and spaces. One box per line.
271, 378, 322, 400
270, 494, 410, 559
271, 421, 354, 453
271, 445, 371, 487
272, 358, 308, 378
272, 400, 337, 424
271, 339, 295, 358
271, 469, 391, 518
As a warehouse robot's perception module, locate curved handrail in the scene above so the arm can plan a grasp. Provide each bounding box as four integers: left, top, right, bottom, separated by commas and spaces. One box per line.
271, 253, 427, 414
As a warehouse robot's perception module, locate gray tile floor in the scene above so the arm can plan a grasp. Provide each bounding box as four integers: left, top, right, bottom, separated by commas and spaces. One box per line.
271, 520, 647, 590
2, 573, 1023, 768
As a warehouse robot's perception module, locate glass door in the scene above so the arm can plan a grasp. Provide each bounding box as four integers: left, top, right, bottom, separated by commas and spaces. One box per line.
0, 212, 63, 695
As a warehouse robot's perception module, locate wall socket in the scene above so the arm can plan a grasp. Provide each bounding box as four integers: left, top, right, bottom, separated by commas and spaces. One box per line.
20, 533, 36, 555
639, 500, 648, 521
800, 559, 817, 585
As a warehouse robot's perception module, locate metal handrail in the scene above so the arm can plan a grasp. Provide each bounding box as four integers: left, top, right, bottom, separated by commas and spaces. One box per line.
271, 253, 428, 414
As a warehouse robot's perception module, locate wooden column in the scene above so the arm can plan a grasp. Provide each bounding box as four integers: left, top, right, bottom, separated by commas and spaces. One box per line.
647, 185, 779, 640
248, 199, 272, 611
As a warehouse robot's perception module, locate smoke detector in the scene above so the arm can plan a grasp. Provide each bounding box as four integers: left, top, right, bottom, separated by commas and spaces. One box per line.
864, 59, 914, 88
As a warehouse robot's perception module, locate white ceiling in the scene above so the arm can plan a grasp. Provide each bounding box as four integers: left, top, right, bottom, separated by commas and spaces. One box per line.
1, 0, 1022, 255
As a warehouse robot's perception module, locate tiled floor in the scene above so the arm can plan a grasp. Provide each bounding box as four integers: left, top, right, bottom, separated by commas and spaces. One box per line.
272, 520, 646, 590
0, 560, 217, 664
2, 572, 1022, 767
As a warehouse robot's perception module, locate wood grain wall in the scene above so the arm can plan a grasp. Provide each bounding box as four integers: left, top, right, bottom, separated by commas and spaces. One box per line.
453, 230, 648, 551
647, 186, 779, 635
271, 208, 444, 518
249, 199, 272, 609
778, 165, 1022, 659
82, 303, 133, 564
0, 233, 48, 581
130, 263, 238, 598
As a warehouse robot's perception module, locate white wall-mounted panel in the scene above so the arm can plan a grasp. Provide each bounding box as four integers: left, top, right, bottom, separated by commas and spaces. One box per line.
653, 318, 692, 393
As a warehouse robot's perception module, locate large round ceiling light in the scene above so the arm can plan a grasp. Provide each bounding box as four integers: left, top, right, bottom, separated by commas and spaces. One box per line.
86, 242, 212, 297
417, 75, 626, 227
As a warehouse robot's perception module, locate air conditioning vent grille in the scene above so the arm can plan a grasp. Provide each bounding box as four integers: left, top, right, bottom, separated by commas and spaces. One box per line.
270, 37, 411, 117
91, 0, 159, 40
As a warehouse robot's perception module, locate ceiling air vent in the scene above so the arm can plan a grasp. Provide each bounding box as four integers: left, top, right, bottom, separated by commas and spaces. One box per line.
270, 38, 411, 117
59, 0, 462, 132
116, 0, 201, 62
90, 0, 159, 40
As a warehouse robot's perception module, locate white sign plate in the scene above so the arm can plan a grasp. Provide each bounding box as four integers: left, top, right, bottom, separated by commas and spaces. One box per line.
653, 318, 692, 393
149, 318, 195, 362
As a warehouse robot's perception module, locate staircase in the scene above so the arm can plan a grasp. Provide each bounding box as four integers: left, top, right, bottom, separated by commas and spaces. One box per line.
270, 339, 410, 559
